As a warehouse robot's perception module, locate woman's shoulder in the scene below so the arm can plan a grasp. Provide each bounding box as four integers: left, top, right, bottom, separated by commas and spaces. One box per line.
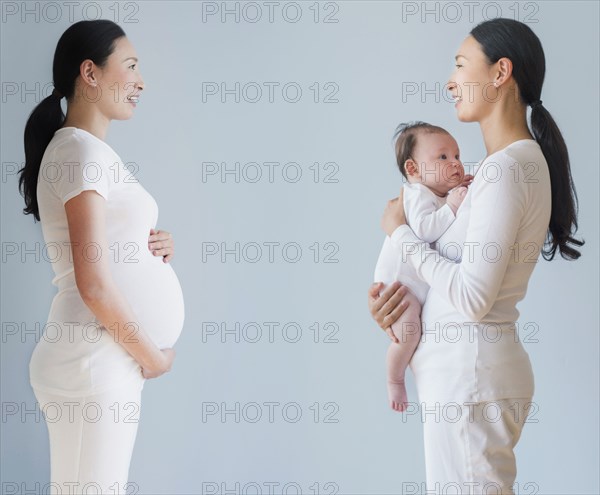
476, 139, 546, 184
503, 138, 544, 162
45, 127, 120, 166
482, 139, 544, 168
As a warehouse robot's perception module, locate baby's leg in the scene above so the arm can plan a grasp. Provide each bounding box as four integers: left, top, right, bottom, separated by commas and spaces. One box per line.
386, 290, 422, 412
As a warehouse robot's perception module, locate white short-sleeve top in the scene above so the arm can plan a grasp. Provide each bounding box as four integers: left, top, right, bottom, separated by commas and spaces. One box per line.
30, 127, 185, 396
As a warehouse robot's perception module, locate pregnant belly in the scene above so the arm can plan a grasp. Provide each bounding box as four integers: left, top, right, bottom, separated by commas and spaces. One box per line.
111, 257, 185, 349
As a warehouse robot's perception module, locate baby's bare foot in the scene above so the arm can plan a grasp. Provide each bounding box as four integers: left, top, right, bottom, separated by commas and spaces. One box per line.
387, 379, 408, 412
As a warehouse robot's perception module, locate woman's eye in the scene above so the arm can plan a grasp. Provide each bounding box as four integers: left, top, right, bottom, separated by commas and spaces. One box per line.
129, 64, 136, 70
455, 64, 462, 68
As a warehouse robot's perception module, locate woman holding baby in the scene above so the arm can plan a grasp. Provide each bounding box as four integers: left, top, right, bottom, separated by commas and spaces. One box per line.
368, 18, 583, 493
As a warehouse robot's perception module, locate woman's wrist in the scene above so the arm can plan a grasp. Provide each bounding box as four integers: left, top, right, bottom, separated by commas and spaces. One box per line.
385, 220, 405, 237
392, 223, 409, 236
389, 224, 415, 250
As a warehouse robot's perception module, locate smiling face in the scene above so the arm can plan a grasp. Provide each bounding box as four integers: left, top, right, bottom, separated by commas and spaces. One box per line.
446, 35, 499, 123
405, 131, 465, 196
91, 36, 144, 120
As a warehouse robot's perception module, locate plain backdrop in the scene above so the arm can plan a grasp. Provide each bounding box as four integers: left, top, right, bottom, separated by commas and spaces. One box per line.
1, 1, 598, 494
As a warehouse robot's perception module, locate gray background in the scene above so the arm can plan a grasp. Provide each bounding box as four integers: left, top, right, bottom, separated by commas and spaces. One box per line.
1, 1, 598, 494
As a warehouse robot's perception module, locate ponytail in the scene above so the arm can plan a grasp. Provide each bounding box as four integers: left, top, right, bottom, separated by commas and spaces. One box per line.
19, 94, 65, 221
530, 104, 584, 260
470, 18, 584, 261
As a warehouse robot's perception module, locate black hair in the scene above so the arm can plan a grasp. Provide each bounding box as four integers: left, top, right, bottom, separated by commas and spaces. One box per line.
18, 19, 126, 222
392, 121, 450, 180
470, 17, 583, 261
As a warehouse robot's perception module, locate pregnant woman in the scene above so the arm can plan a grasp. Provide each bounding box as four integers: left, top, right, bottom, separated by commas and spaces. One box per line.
18, 20, 184, 493
368, 18, 583, 493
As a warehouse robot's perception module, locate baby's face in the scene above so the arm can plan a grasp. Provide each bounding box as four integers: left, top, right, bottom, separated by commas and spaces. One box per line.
408, 132, 465, 195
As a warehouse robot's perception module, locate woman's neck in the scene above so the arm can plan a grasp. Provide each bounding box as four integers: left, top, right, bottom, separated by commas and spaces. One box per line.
479, 100, 534, 157
62, 103, 110, 142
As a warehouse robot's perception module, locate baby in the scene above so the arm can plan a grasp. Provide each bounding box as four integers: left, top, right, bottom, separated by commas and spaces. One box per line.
374, 121, 472, 412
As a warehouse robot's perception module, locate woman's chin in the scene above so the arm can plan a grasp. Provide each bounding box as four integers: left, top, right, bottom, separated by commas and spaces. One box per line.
112, 106, 136, 120
114, 112, 135, 121
455, 107, 478, 123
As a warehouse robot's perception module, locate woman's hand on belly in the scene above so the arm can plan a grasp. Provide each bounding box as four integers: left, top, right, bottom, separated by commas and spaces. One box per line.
142, 347, 176, 379
148, 228, 174, 263
368, 281, 410, 343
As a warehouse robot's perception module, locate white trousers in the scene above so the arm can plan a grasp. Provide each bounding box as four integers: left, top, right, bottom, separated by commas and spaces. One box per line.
33, 375, 145, 495
421, 397, 533, 495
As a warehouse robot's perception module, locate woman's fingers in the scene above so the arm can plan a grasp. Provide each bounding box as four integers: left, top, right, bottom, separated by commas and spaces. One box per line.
379, 284, 407, 319
368, 282, 410, 340
385, 327, 399, 344
383, 298, 409, 329
371, 280, 401, 311
368, 282, 383, 300
148, 228, 174, 262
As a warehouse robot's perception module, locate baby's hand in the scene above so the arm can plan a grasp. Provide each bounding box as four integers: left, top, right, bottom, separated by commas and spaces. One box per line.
446, 186, 468, 215
461, 174, 475, 188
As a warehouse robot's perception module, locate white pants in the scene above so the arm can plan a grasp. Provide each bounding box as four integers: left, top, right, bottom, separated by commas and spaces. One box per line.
421, 397, 533, 495
33, 375, 145, 495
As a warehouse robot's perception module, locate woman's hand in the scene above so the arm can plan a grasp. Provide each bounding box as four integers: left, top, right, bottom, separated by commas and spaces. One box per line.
141, 348, 176, 379
368, 281, 410, 343
148, 228, 174, 263
382, 187, 407, 237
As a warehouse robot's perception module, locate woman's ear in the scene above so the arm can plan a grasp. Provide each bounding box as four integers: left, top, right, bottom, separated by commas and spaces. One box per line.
493, 57, 513, 87
404, 159, 418, 178
79, 59, 99, 87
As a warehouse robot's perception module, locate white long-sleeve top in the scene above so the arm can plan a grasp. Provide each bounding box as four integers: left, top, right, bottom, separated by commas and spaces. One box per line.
373, 182, 457, 305
389, 139, 551, 403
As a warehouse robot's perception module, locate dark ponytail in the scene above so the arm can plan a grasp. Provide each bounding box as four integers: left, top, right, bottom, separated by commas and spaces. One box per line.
18, 19, 126, 221
470, 18, 584, 261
